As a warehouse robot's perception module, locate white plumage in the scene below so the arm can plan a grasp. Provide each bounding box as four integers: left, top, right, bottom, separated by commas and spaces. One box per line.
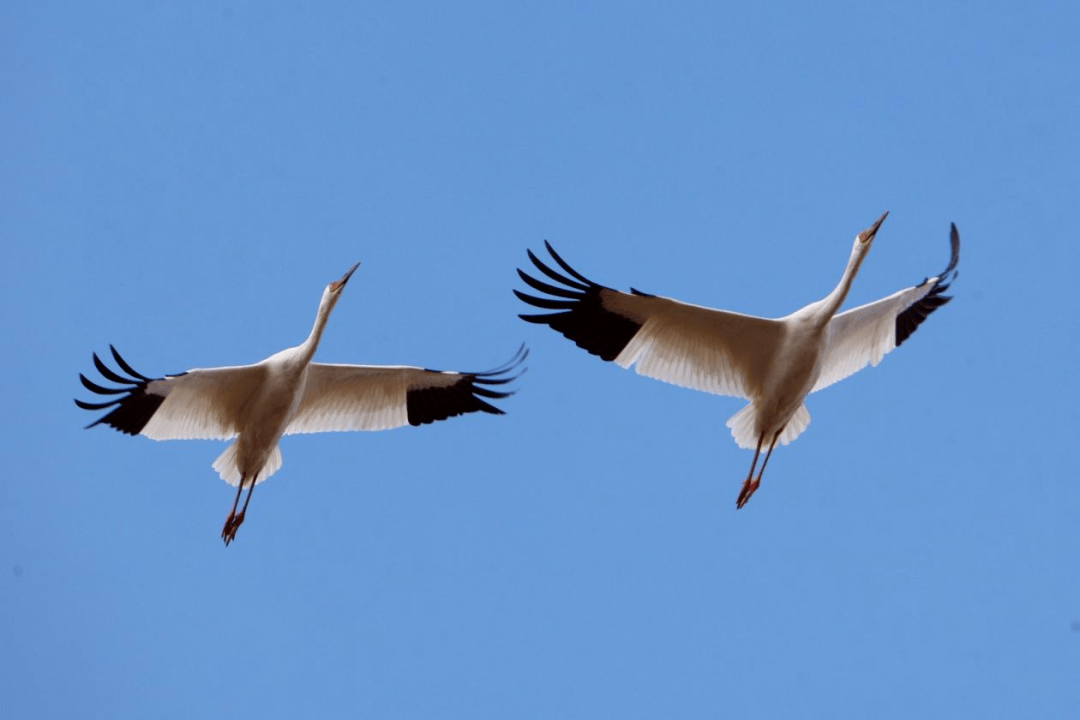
516, 212, 959, 508
78, 262, 526, 544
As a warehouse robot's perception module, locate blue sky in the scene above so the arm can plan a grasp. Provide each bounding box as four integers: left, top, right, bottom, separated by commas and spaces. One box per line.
3, 2, 1079, 717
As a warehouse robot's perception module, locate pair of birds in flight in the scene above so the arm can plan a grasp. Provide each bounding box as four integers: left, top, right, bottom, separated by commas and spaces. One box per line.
77, 212, 959, 544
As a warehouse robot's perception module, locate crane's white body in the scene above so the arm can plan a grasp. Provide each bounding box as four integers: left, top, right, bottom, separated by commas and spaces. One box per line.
125, 267, 352, 487
516, 213, 959, 506
78, 262, 525, 542
213, 354, 306, 487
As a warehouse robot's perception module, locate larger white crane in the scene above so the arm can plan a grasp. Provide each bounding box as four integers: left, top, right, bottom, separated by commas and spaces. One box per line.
77, 262, 526, 544
516, 213, 959, 508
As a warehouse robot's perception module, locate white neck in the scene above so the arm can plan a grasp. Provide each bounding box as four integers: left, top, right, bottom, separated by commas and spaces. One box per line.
816, 243, 867, 323
298, 288, 338, 363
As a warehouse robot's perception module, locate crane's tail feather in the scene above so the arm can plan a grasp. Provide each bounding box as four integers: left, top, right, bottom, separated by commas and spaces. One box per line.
212, 443, 282, 487
726, 404, 811, 449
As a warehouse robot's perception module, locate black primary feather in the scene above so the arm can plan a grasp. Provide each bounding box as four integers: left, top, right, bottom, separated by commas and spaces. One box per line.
896, 223, 960, 347
406, 344, 528, 427
75, 348, 183, 435
516, 243, 648, 362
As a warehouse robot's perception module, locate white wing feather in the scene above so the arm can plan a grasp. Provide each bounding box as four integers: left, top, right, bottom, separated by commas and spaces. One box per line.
140, 364, 266, 440
285, 363, 462, 434
811, 282, 938, 393
605, 292, 784, 400
814, 224, 959, 393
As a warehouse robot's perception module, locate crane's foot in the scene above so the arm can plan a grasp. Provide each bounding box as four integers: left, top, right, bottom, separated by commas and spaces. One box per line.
221, 511, 246, 546
736, 479, 760, 509
226, 511, 245, 545
221, 512, 236, 543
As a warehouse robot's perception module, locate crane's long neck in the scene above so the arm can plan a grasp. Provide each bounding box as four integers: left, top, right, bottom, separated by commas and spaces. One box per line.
818, 245, 867, 322
298, 289, 338, 363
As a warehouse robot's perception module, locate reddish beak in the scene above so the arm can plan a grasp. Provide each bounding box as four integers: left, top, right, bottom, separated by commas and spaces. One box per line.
860, 211, 889, 243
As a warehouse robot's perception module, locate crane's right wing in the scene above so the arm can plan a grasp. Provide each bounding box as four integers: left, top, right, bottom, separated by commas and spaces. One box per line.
285, 345, 526, 434
76, 345, 265, 440
811, 223, 960, 393
515, 242, 783, 400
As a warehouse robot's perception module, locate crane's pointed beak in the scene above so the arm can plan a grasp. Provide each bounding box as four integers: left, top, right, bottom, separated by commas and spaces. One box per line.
331, 262, 361, 291
859, 211, 889, 243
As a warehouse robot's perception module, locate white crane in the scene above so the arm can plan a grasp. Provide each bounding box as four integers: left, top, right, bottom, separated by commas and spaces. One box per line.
77, 262, 527, 544
516, 212, 959, 508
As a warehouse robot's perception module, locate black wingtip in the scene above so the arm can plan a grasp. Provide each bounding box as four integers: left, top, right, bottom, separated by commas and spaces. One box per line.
945, 223, 960, 278
543, 241, 599, 288
110, 345, 153, 382
79, 373, 128, 396
523, 247, 592, 292
515, 244, 647, 363
77, 348, 166, 435
894, 223, 961, 348
74, 396, 122, 411
404, 345, 528, 426
471, 343, 529, 378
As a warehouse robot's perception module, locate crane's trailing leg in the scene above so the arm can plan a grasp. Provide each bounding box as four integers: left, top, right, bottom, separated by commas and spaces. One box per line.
221, 473, 247, 544
736, 435, 764, 509
736, 429, 782, 509
225, 472, 260, 545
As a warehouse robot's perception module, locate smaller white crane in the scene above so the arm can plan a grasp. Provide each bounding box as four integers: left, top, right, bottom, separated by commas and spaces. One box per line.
515, 213, 959, 508
78, 263, 526, 545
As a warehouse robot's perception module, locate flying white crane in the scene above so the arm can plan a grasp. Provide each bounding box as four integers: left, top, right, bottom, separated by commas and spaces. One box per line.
515, 212, 959, 508
77, 262, 527, 545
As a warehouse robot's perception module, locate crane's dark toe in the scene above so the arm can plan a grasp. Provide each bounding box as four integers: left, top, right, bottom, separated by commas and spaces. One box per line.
736, 479, 760, 509
226, 511, 246, 543
221, 512, 236, 545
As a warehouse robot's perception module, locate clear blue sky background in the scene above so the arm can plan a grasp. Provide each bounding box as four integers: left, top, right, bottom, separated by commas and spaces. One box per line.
3, 2, 1078, 718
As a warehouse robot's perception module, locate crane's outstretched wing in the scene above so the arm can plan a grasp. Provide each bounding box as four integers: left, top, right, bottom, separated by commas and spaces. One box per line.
285, 344, 527, 434
75, 345, 266, 440
516, 242, 782, 400
812, 223, 960, 393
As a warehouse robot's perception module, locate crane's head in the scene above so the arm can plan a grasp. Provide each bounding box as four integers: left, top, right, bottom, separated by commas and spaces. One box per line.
856, 211, 889, 248
318, 262, 361, 318
328, 262, 361, 294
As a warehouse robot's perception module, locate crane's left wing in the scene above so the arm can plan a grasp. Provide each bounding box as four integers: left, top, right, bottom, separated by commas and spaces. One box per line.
516, 242, 783, 400
812, 223, 960, 393
284, 345, 527, 434
76, 345, 267, 440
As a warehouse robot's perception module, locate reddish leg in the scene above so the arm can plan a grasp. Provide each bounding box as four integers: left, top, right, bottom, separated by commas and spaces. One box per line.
222, 473, 247, 544
735, 435, 764, 508
226, 472, 259, 545
736, 428, 783, 509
